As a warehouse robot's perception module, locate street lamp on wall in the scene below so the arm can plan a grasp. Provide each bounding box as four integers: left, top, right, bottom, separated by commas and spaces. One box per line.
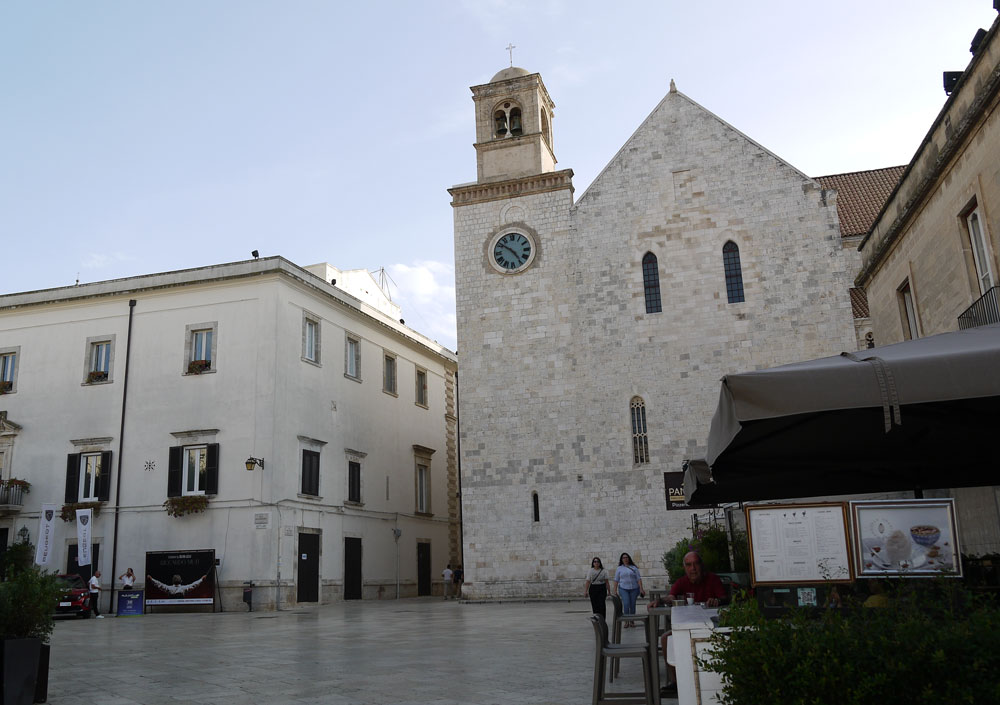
17, 525, 29, 544
245, 456, 264, 472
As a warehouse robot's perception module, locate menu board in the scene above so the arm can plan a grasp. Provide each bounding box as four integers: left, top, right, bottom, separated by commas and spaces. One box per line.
747, 503, 853, 585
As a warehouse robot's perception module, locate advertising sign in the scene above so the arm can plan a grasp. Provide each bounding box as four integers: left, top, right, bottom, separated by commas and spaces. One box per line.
116, 590, 144, 616
34, 503, 58, 566
144, 550, 215, 605
76, 508, 93, 566
850, 499, 961, 578
747, 502, 853, 585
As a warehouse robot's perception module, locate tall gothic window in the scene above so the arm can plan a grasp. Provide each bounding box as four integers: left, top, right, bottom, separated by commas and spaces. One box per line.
723, 241, 745, 303
630, 397, 650, 464
642, 252, 662, 314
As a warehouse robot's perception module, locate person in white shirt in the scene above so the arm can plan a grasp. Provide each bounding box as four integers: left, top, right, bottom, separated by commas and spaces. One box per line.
442, 565, 453, 600
118, 568, 136, 589
88, 571, 103, 618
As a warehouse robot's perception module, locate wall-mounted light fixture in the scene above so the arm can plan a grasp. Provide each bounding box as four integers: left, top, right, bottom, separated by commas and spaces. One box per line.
245, 456, 265, 472
17, 525, 29, 543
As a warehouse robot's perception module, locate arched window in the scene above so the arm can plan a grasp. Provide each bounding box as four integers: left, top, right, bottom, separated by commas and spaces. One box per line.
509, 107, 522, 136
630, 397, 649, 464
723, 241, 745, 304
493, 101, 523, 139
532, 491, 540, 522
541, 111, 551, 147
642, 252, 662, 314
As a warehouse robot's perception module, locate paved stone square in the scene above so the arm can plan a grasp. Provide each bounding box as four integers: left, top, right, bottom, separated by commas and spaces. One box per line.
45, 599, 675, 705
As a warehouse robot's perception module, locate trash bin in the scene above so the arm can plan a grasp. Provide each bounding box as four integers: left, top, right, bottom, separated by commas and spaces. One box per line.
242, 583, 253, 612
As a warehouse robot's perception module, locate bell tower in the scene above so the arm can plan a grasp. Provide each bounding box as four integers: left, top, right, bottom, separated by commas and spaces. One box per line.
471, 67, 557, 183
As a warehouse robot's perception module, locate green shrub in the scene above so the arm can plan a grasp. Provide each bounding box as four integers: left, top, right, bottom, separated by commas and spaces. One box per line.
706, 582, 1000, 704
0, 563, 62, 642
661, 526, 750, 583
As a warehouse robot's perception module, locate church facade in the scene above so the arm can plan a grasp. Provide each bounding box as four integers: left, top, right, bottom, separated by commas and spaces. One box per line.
450, 68, 861, 598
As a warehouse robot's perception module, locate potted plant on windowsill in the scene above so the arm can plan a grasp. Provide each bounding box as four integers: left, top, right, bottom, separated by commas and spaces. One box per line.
86, 370, 108, 384
58, 501, 103, 523
163, 495, 209, 517
0, 545, 61, 705
187, 359, 211, 375
0, 381, 11, 394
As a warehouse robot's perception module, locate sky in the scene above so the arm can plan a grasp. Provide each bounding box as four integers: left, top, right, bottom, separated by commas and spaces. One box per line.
2, 1, 998, 352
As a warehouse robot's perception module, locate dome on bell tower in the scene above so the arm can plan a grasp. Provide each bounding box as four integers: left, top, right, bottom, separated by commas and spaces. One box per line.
490, 66, 531, 83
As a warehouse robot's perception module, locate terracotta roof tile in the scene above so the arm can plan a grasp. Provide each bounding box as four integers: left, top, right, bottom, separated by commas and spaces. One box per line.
849, 287, 870, 318
815, 166, 907, 238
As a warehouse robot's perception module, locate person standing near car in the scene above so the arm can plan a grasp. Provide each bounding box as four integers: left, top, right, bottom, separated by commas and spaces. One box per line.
89, 570, 103, 618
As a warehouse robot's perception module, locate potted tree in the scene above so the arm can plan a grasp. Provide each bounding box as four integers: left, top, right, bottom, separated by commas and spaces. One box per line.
0, 544, 60, 705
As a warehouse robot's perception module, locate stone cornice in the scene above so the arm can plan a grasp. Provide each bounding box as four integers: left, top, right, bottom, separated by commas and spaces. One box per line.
449, 169, 574, 207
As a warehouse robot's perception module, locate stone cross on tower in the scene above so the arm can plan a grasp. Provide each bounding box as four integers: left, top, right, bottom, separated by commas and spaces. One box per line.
506, 43, 516, 67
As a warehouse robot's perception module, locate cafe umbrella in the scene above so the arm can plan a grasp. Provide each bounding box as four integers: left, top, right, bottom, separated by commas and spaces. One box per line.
684, 323, 1000, 505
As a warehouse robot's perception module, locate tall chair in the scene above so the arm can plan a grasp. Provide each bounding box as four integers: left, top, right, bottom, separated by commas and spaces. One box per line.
609, 594, 636, 681
589, 615, 654, 705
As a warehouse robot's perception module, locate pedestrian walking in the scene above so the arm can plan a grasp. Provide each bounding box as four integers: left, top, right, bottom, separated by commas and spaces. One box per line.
442, 564, 453, 599
453, 565, 464, 600
89, 570, 103, 618
583, 557, 609, 619
610, 553, 644, 627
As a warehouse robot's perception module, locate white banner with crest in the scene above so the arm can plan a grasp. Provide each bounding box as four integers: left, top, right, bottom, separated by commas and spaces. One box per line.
34, 503, 59, 566
76, 508, 93, 566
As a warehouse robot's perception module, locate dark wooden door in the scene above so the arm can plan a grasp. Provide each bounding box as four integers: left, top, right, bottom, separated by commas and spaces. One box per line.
417, 542, 431, 596
297, 533, 320, 602
344, 537, 362, 600
67, 543, 100, 582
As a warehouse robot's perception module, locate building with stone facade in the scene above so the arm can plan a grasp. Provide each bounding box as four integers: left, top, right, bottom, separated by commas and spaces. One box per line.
0, 257, 458, 610
856, 11, 1000, 555
450, 68, 869, 598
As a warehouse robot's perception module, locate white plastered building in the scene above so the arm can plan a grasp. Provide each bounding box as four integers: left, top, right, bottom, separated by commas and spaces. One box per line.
0, 256, 458, 610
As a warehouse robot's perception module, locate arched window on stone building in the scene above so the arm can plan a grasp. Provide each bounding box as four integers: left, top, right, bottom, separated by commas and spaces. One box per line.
493, 102, 523, 139
723, 241, 745, 304
642, 252, 662, 314
630, 397, 650, 464
532, 491, 540, 522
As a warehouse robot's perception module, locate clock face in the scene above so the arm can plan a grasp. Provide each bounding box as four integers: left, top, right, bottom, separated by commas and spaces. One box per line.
492, 232, 533, 272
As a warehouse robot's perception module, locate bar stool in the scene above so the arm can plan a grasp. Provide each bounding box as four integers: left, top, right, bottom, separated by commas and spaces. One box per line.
589, 615, 655, 705
608, 594, 636, 681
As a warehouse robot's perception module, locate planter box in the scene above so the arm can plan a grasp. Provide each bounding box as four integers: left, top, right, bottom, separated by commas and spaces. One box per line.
1, 638, 40, 705
33, 643, 48, 704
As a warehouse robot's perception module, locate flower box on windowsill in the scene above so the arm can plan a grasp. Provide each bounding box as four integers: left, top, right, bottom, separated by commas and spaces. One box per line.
0, 381, 11, 394
86, 370, 108, 384
59, 501, 103, 523
187, 359, 212, 375
0, 478, 31, 506
163, 495, 209, 517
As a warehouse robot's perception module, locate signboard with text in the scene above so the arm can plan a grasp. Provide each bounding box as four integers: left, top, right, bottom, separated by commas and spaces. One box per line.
747, 503, 853, 586
116, 589, 144, 616
144, 550, 215, 605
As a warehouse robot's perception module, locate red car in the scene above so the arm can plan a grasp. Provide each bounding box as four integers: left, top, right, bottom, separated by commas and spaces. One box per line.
54, 574, 92, 618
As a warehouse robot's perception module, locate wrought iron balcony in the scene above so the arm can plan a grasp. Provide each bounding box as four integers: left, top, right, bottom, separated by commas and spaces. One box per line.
0, 478, 28, 514
958, 286, 1000, 330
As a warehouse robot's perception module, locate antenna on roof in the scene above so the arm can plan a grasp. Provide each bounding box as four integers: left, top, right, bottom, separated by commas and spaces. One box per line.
372, 267, 397, 301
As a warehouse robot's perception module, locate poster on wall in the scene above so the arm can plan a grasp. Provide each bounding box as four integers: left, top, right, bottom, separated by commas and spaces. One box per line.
850, 499, 961, 578
747, 502, 853, 585
144, 550, 216, 605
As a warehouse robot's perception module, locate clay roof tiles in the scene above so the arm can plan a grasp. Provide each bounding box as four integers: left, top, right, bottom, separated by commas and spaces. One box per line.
815, 166, 907, 238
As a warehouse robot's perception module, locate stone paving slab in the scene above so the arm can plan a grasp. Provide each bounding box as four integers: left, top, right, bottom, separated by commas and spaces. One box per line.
45, 599, 677, 705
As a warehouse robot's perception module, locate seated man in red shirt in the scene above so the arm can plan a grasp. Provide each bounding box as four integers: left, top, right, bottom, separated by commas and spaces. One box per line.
647, 551, 728, 696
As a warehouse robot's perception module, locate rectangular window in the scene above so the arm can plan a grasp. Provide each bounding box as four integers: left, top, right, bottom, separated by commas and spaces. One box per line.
967, 208, 994, 295
383, 354, 397, 395
415, 369, 428, 407
416, 464, 428, 513
899, 281, 919, 340
85, 335, 115, 384
79, 453, 102, 502
185, 322, 218, 374
183, 445, 208, 496
301, 450, 320, 496
0, 348, 16, 394
345, 336, 360, 379
302, 315, 320, 364
348, 461, 361, 503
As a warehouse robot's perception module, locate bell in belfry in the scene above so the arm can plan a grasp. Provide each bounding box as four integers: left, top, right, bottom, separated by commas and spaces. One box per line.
509, 109, 522, 136
494, 111, 508, 137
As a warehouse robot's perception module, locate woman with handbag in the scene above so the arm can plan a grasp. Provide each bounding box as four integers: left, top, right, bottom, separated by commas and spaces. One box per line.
611, 552, 645, 627
583, 557, 609, 618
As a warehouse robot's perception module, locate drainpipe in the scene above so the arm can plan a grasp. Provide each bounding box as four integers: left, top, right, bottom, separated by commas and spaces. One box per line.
108, 299, 136, 614
393, 516, 401, 599
455, 370, 464, 573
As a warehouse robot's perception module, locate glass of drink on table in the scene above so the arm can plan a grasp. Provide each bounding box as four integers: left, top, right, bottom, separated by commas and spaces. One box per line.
686, 592, 694, 605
